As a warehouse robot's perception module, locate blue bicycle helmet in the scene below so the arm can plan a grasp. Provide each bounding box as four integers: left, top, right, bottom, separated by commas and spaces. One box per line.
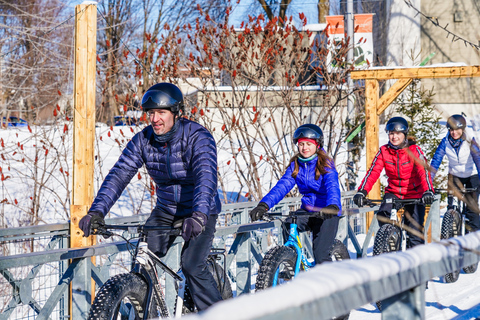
141, 83, 184, 114
385, 117, 409, 135
293, 124, 323, 148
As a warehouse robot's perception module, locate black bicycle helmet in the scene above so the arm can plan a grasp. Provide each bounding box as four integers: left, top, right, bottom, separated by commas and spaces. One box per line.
385, 116, 409, 135
446, 114, 466, 130
293, 124, 323, 148
141, 83, 184, 113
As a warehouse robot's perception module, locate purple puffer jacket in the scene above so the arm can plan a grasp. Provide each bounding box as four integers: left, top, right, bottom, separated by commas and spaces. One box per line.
89, 118, 221, 217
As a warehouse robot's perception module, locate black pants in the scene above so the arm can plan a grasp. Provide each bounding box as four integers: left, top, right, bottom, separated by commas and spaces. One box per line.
283, 209, 340, 264
145, 209, 222, 311
448, 174, 480, 232
377, 193, 425, 248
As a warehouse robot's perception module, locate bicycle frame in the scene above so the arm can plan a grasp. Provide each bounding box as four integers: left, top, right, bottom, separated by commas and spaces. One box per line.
273, 216, 315, 285
133, 241, 185, 319
368, 198, 423, 252
98, 225, 185, 319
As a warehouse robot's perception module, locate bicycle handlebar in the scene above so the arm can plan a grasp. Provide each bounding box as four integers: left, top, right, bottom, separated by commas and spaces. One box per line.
261, 210, 337, 220
435, 188, 477, 194
365, 198, 423, 206
93, 224, 182, 237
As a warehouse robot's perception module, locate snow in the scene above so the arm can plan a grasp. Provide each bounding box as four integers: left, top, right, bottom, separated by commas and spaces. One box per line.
348, 236, 480, 320
358, 62, 469, 70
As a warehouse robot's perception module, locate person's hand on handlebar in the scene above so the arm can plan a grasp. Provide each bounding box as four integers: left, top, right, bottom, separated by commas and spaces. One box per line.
79, 211, 105, 237
321, 204, 340, 219
249, 202, 269, 221
353, 190, 367, 207
422, 190, 435, 205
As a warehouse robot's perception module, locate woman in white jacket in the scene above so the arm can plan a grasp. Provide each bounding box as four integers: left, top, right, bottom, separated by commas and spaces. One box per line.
430, 114, 480, 232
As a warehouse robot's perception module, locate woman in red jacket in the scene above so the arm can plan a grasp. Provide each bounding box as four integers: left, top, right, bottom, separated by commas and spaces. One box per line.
353, 116, 435, 248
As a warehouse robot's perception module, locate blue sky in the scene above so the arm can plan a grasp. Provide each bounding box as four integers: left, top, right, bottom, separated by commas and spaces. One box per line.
67, 0, 325, 28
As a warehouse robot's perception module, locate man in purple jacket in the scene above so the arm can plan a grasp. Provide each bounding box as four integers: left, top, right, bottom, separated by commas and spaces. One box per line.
79, 82, 223, 310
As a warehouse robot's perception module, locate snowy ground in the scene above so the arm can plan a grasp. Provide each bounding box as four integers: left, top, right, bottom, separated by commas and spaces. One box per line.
349, 253, 480, 320
342, 233, 480, 319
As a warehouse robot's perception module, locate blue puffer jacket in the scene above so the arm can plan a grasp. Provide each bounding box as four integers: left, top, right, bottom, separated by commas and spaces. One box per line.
260, 154, 342, 214
89, 118, 221, 217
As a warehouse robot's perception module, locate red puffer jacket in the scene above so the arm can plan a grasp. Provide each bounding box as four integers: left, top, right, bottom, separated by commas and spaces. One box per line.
358, 142, 434, 199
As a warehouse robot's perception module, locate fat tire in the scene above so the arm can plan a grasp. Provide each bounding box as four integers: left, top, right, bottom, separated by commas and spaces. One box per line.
207, 257, 233, 300
463, 262, 478, 274
179, 258, 233, 314
330, 240, 350, 319
330, 239, 350, 261
441, 210, 462, 283
373, 224, 401, 312
88, 273, 168, 320
373, 224, 402, 256
255, 246, 297, 291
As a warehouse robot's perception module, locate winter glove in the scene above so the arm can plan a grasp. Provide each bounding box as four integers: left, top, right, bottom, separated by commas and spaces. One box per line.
182, 211, 208, 241
249, 202, 269, 222
422, 190, 435, 205
79, 211, 105, 237
321, 204, 340, 219
353, 190, 368, 207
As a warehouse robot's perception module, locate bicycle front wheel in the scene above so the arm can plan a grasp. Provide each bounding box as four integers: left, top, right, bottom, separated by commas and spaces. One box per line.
255, 246, 297, 290
330, 239, 350, 261
441, 209, 462, 283
373, 224, 402, 256
88, 273, 169, 320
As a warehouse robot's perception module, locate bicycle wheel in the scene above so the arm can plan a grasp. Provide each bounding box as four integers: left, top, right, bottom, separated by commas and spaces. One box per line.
441, 209, 462, 283
255, 245, 297, 290
181, 259, 233, 314
88, 273, 169, 320
373, 224, 402, 311
373, 224, 402, 256
330, 239, 350, 261
207, 257, 233, 300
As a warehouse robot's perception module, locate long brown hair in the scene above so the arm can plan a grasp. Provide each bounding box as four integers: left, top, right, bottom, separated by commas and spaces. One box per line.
290, 149, 333, 180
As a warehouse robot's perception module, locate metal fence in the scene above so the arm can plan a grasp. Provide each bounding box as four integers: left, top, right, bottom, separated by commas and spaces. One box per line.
0, 192, 442, 319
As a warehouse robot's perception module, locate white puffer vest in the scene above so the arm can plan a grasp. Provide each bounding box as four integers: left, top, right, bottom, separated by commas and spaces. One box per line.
446, 130, 478, 178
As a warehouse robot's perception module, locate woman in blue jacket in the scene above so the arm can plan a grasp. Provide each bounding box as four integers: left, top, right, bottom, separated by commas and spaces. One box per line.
249, 124, 342, 264
430, 114, 480, 232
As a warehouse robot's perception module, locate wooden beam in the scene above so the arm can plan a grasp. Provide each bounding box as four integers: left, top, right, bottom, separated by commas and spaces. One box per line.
351, 65, 480, 80
365, 79, 380, 230
377, 79, 412, 115
70, 2, 97, 248
70, 3, 97, 317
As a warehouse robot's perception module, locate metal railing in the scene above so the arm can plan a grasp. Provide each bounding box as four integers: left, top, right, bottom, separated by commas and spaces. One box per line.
0, 192, 443, 319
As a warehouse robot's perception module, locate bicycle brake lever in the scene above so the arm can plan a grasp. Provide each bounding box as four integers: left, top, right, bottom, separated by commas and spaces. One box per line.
261, 214, 273, 222
93, 227, 113, 239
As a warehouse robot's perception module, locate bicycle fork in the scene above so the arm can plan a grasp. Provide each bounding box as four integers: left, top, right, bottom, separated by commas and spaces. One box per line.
134, 241, 185, 319
390, 208, 406, 251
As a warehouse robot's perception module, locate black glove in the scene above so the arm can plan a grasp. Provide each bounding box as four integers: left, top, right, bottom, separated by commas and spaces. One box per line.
182, 211, 208, 241
422, 190, 435, 205
79, 211, 104, 237
322, 204, 339, 219
249, 202, 269, 221
353, 190, 367, 207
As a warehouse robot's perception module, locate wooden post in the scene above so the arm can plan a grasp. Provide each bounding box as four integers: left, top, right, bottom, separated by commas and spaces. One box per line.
365, 79, 380, 230
70, 2, 97, 317
71, 1, 96, 249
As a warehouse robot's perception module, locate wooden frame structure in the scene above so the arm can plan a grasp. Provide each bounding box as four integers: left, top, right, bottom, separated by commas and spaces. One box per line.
350, 65, 480, 226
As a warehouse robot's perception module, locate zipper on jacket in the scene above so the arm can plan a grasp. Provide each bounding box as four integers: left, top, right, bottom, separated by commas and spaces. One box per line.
166, 144, 179, 202
397, 150, 402, 197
